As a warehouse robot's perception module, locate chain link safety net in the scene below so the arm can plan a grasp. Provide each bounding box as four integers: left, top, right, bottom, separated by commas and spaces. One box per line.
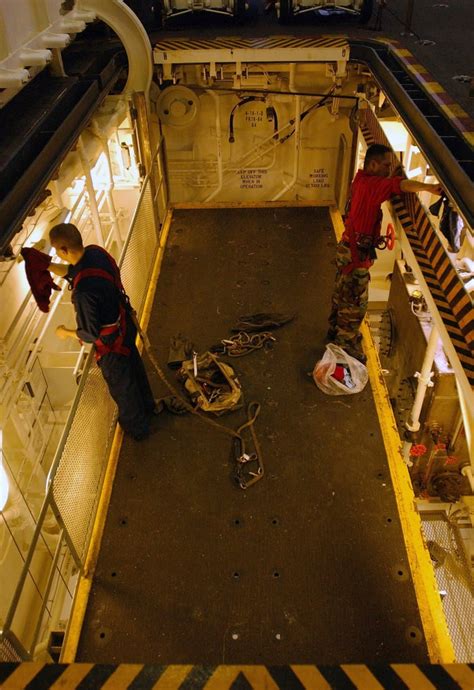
51, 178, 159, 563
421, 514, 474, 662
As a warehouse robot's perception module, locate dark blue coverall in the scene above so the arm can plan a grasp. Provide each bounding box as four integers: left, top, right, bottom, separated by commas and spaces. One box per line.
68, 246, 155, 441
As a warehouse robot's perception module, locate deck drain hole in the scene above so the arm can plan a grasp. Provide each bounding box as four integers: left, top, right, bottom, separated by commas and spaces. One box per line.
233, 518, 242, 527
273, 571, 280, 578
386, 517, 393, 523
233, 572, 240, 580
99, 632, 106, 639
406, 626, 423, 644
111, 571, 117, 578
231, 633, 239, 640
393, 565, 409, 582
120, 517, 128, 526
271, 517, 280, 526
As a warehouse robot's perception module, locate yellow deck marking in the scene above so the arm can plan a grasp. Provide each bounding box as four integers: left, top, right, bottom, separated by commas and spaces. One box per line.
392, 664, 437, 689
0, 663, 45, 689
153, 665, 194, 689
204, 666, 280, 690
291, 665, 332, 689
61, 210, 174, 662
443, 664, 474, 689
423, 82, 446, 94
329, 207, 455, 663
49, 663, 94, 688
101, 664, 145, 689
341, 665, 385, 689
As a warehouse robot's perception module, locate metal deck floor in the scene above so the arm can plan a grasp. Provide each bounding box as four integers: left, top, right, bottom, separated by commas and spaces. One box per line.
77, 207, 428, 664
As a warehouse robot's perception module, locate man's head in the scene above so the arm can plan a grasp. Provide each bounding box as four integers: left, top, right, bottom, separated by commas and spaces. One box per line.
363, 144, 392, 177
49, 223, 84, 264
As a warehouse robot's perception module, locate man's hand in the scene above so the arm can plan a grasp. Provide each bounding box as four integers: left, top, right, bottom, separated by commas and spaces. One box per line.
428, 184, 443, 196
56, 325, 77, 340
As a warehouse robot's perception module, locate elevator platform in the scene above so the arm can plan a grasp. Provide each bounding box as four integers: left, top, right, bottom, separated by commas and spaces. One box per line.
76, 207, 429, 664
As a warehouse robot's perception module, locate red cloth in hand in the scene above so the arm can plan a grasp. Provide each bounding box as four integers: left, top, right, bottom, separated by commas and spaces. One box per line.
21, 247, 61, 312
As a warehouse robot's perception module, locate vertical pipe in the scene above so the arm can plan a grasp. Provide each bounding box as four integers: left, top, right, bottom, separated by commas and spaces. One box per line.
271, 94, 301, 201
77, 137, 103, 246
402, 325, 439, 464
203, 91, 223, 203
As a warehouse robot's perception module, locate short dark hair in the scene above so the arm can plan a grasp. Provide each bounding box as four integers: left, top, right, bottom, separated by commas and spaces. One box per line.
364, 144, 392, 170
49, 223, 83, 250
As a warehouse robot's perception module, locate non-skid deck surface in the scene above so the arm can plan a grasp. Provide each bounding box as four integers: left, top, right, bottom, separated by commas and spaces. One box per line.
77, 207, 428, 664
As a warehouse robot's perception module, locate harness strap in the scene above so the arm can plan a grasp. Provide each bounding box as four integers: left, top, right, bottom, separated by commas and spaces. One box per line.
73, 251, 130, 360
341, 219, 374, 275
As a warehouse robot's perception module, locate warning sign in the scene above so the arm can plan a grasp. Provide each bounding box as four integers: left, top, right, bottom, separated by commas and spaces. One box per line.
307, 167, 330, 189
238, 168, 267, 189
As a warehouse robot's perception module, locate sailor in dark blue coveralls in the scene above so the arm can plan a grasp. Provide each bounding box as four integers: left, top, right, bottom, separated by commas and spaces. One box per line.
49, 223, 155, 441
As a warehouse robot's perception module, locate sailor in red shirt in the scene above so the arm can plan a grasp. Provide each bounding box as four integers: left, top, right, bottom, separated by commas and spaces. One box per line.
328, 144, 442, 364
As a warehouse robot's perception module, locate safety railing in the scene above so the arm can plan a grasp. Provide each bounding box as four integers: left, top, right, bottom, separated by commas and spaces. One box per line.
0, 139, 168, 661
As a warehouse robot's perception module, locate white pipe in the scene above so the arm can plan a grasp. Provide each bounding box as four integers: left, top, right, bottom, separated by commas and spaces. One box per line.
455, 376, 474, 471
203, 92, 223, 203
271, 95, 301, 201
77, 0, 152, 97
402, 325, 438, 464
461, 465, 474, 493
289, 63, 296, 93
77, 137, 103, 246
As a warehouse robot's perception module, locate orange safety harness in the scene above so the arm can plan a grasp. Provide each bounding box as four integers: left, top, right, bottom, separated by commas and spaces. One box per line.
72, 246, 130, 361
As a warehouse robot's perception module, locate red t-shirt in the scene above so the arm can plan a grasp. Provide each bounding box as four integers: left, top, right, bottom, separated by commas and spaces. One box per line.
344, 170, 403, 240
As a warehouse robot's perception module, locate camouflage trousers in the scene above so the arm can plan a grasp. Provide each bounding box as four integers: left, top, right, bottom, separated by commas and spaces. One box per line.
328, 241, 370, 354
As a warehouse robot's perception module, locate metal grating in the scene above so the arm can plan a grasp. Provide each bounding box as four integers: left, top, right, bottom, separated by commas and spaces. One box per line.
0, 633, 24, 661
120, 180, 158, 317
51, 367, 117, 562
421, 515, 474, 662
51, 178, 159, 564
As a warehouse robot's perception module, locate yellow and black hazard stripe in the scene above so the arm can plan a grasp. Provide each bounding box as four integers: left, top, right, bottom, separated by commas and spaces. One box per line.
384, 41, 474, 148
1, 663, 474, 689
359, 107, 474, 387
154, 35, 347, 52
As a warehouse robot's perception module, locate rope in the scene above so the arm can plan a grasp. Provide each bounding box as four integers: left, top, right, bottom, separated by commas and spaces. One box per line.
221, 331, 275, 357
131, 311, 264, 486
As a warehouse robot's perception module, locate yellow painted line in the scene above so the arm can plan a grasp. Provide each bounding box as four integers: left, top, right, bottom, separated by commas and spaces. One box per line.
443, 664, 474, 689
329, 206, 455, 663
49, 663, 94, 688
291, 666, 332, 689
61, 210, 174, 662
172, 200, 331, 210
153, 665, 194, 689
101, 664, 145, 689
341, 665, 385, 689
0, 663, 45, 689
391, 665, 437, 689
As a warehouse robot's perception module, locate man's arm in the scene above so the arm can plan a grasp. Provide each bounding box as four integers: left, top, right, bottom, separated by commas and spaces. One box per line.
49, 262, 69, 278
399, 180, 443, 195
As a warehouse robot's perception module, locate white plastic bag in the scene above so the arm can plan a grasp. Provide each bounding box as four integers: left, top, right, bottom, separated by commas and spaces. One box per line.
313, 343, 368, 395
